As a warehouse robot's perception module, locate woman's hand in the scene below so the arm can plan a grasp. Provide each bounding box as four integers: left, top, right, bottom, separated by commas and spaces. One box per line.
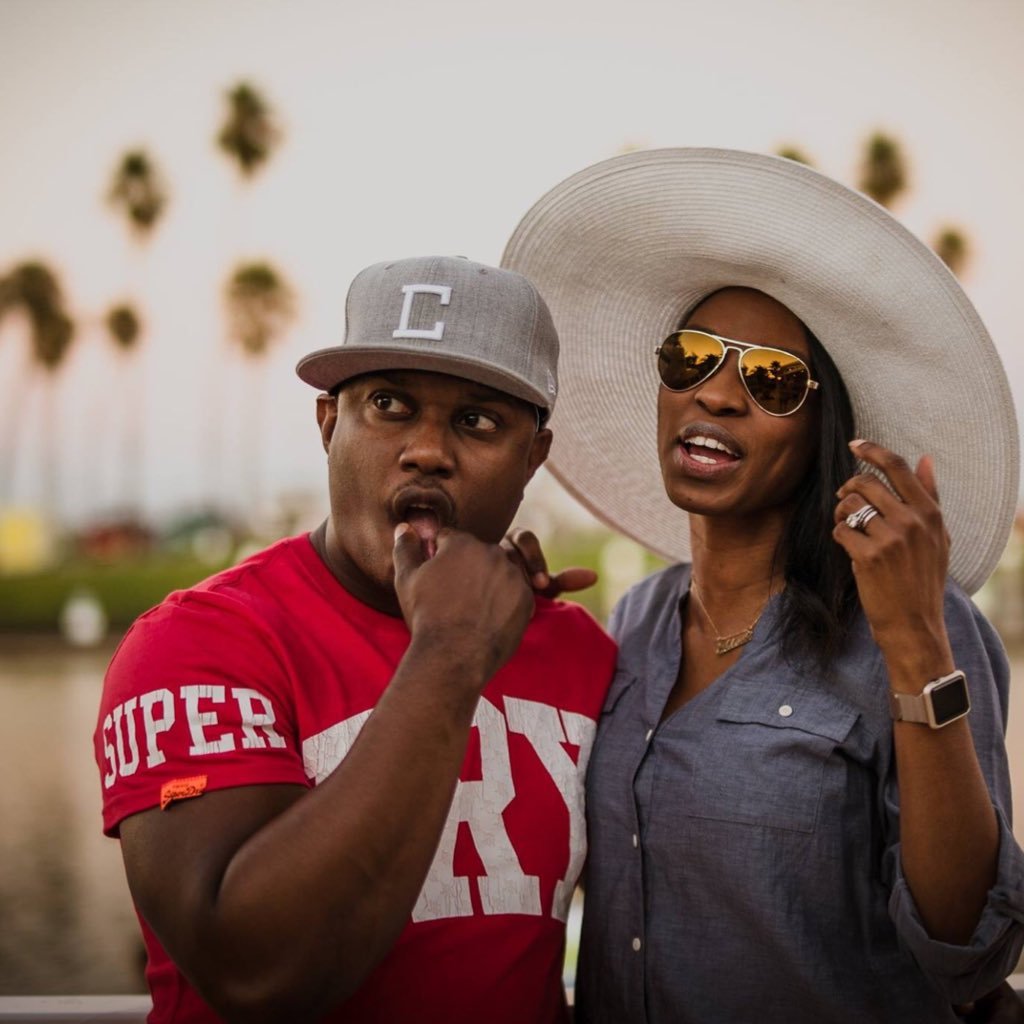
501, 528, 598, 598
832, 439, 952, 662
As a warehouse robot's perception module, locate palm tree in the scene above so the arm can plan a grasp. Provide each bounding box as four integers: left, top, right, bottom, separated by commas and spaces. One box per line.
224, 261, 296, 513
932, 227, 970, 277
0, 261, 75, 515
217, 82, 281, 180
211, 82, 286, 520
105, 304, 141, 351
858, 134, 972, 276
775, 134, 972, 281
776, 146, 814, 166
106, 149, 167, 515
104, 303, 145, 511
107, 150, 168, 238
858, 132, 908, 208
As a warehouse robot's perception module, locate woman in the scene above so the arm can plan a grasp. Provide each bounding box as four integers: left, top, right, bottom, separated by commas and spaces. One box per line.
501, 149, 1024, 1022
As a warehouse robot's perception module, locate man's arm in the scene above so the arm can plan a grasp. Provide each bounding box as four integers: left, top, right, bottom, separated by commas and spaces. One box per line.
119, 526, 534, 1024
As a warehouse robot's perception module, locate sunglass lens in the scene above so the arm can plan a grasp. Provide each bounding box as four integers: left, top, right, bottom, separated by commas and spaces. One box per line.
658, 332, 725, 391
739, 348, 810, 415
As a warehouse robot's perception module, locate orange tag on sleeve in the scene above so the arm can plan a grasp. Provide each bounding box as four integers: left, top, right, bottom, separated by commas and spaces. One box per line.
160, 775, 208, 810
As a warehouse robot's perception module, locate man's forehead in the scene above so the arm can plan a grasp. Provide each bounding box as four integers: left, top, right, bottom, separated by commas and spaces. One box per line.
346, 369, 522, 405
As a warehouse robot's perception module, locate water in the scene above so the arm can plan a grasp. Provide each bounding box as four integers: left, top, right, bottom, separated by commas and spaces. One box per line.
3, 638, 1024, 996
0, 639, 144, 995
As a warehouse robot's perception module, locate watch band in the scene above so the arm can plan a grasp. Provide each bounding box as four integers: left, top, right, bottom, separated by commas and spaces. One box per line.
889, 670, 970, 729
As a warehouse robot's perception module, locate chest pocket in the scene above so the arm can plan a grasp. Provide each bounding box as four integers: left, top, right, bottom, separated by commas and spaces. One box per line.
687, 677, 860, 834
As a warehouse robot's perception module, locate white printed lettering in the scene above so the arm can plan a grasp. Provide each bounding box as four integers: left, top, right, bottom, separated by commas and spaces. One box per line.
139, 689, 175, 768
297, 699, 598, 924
301, 709, 373, 783
101, 712, 117, 788
505, 698, 596, 920
233, 687, 287, 750
392, 284, 452, 341
112, 698, 141, 778
182, 684, 236, 756
414, 697, 540, 922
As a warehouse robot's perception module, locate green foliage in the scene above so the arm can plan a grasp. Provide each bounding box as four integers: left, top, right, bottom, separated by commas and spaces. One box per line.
776, 146, 814, 166
33, 311, 74, 370
105, 303, 142, 351
858, 132, 908, 208
0, 261, 75, 372
774, 132, 972, 276
225, 261, 296, 357
932, 226, 969, 277
217, 82, 281, 178
0, 556, 230, 632
107, 149, 168, 235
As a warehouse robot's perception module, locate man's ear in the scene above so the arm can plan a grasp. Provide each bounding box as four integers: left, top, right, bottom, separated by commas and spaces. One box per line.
525, 427, 553, 482
316, 393, 338, 453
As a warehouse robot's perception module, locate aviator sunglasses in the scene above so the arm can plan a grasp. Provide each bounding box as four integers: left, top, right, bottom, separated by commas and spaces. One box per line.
655, 329, 820, 417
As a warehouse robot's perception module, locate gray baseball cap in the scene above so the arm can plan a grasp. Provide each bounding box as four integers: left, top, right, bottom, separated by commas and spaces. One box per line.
296, 255, 559, 417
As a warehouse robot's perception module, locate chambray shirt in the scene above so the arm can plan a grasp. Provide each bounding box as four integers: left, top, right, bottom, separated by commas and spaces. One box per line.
576, 564, 1024, 1024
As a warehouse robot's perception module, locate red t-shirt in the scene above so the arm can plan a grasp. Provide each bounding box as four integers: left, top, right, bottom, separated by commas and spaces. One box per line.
95, 534, 616, 1023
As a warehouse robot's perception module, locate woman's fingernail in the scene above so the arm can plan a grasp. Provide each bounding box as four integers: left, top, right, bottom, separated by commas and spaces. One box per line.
849, 438, 867, 448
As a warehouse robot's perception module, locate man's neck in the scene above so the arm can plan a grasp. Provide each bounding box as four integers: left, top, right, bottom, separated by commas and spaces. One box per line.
308, 520, 404, 619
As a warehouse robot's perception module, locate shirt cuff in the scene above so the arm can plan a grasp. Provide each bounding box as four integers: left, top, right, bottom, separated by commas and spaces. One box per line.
889, 808, 1024, 1002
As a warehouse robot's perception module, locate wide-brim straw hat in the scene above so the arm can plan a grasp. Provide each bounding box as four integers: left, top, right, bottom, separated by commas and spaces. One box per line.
501, 148, 1018, 595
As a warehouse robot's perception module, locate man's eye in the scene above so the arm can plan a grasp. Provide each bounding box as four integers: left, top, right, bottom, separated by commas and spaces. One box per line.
460, 411, 499, 432
371, 392, 411, 414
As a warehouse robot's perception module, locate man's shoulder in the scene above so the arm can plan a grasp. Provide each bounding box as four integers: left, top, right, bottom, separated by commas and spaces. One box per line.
523, 597, 617, 676
107, 535, 316, 675
531, 595, 610, 639
184, 533, 311, 601
131, 534, 311, 629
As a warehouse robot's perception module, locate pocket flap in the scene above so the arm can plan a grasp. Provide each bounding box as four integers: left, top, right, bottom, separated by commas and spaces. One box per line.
718, 676, 859, 744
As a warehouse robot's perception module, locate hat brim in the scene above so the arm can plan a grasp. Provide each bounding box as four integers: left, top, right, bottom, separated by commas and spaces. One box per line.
502, 148, 1018, 594
296, 345, 552, 412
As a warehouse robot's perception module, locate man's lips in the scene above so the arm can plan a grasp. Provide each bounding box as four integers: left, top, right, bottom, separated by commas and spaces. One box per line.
391, 487, 455, 558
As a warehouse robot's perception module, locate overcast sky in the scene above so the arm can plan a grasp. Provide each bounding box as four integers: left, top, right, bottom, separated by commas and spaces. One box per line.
1, 0, 1022, 527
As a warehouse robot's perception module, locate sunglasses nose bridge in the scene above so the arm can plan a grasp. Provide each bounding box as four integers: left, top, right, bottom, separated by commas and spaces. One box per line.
689, 344, 752, 412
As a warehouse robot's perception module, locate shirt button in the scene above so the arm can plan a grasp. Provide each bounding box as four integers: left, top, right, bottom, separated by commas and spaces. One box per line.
632, 833, 638, 848
779, 704, 793, 717
632, 937, 642, 952
645, 728, 653, 742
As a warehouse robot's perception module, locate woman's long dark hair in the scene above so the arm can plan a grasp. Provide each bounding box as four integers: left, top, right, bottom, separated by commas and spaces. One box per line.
774, 328, 859, 669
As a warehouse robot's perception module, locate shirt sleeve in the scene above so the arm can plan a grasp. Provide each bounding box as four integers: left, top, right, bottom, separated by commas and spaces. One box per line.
95, 589, 311, 836
884, 586, 1024, 1002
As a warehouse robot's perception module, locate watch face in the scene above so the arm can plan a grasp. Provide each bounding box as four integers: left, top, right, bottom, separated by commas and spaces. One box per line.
930, 675, 971, 725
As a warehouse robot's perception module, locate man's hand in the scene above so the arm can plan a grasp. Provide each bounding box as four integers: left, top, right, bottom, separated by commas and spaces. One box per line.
501, 527, 598, 599
393, 523, 535, 685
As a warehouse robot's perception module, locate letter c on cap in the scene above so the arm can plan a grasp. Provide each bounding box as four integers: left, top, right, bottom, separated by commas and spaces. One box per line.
393, 284, 452, 341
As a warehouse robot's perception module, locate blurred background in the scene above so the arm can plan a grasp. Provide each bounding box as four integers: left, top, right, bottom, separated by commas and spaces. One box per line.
2, 0, 1024, 997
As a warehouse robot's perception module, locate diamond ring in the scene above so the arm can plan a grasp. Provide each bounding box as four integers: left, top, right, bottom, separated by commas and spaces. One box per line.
845, 504, 880, 532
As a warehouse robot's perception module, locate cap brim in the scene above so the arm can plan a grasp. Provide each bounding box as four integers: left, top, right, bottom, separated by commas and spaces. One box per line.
296, 345, 551, 412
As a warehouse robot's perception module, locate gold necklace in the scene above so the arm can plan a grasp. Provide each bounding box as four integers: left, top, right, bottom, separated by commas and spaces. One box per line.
689, 580, 773, 655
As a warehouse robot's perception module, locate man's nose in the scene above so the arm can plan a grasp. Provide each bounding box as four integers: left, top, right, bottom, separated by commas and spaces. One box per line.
398, 416, 456, 476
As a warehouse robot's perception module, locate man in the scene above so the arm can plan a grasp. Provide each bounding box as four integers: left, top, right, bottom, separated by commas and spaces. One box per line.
94, 256, 616, 1023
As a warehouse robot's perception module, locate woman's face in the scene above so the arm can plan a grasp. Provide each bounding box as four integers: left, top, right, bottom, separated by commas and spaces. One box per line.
657, 287, 820, 521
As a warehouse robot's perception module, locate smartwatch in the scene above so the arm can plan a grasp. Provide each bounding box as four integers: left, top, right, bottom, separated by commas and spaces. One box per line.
889, 670, 970, 728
